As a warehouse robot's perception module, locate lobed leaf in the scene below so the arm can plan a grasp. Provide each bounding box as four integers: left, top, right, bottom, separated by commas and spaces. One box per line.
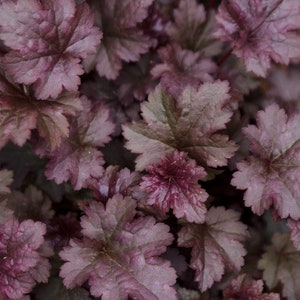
215, 0, 300, 77
123, 81, 237, 170
59, 195, 177, 299
0, 0, 102, 99
232, 104, 300, 219
178, 206, 248, 291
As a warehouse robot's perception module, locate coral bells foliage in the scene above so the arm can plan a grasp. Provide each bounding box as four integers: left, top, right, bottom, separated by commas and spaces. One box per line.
59, 196, 177, 299
0, 217, 51, 299
232, 104, 300, 220
2, 0, 300, 299
0, 0, 101, 99
84, 0, 155, 80
123, 81, 237, 170
223, 274, 280, 300
215, 0, 300, 77
35, 97, 115, 190
0, 72, 82, 150
151, 43, 217, 98
140, 151, 208, 223
178, 206, 248, 292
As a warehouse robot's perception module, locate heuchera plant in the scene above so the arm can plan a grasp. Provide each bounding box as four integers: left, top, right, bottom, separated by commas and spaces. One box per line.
2, 0, 300, 299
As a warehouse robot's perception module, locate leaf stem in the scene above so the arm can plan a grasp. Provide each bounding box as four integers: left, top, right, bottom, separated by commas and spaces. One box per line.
217, 47, 234, 66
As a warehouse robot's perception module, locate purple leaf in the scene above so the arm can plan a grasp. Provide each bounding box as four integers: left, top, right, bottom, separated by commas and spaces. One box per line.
0, 0, 102, 99
151, 43, 217, 98
37, 97, 114, 190
59, 195, 177, 299
140, 150, 208, 223
0, 73, 82, 150
178, 206, 248, 291
123, 81, 237, 170
84, 0, 155, 80
223, 274, 280, 300
215, 0, 300, 77
232, 104, 300, 219
166, 0, 222, 56
0, 218, 51, 299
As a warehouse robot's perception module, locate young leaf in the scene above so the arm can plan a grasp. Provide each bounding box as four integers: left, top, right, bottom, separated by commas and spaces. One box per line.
231, 104, 300, 220
123, 81, 237, 170
177, 206, 248, 291
151, 43, 217, 98
37, 97, 114, 190
84, 0, 155, 80
0, 218, 51, 299
215, 0, 300, 77
258, 232, 300, 300
223, 273, 280, 300
0, 0, 102, 99
140, 150, 208, 223
87, 165, 141, 203
59, 195, 177, 299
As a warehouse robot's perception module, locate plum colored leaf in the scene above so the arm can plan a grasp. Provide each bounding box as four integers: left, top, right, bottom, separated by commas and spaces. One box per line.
151, 43, 217, 98
214, 0, 300, 77
223, 273, 280, 300
0, 218, 51, 299
177, 206, 248, 292
87, 165, 141, 203
231, 104, 300, 220
258, 232, 300, 300
37, 97, 114, 190
59, 195, 177, 299
7, 185, 54, 222
123, 81, 237, 170
165, 0, 222, 56
84, 0, 155, 80
0, 73, 82, 150
140, 150, 208, 223
0, 0, 102, 99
